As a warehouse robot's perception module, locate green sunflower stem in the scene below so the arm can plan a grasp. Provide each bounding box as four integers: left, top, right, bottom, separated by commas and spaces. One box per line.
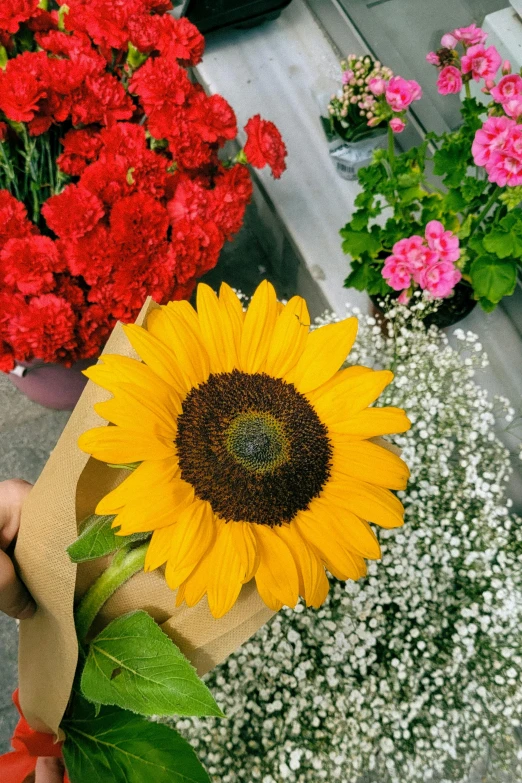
74, 543, 148, 644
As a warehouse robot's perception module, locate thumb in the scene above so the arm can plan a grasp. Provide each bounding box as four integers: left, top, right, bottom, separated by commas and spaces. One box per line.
35, 757, 66, 783
0, 548, 36, 619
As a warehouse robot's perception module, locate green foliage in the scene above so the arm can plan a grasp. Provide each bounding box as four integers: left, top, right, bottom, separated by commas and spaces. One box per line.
62, 694, 211, 783
67, 514, 149, 563
482, 212, 522, 259
81, 611, 223, 718
340, 226, 381, 258
470, 255, 518, 304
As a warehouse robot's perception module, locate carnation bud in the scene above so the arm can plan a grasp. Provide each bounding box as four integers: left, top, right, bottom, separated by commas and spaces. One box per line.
441, 33, 457, 48
502, 59, 511, 75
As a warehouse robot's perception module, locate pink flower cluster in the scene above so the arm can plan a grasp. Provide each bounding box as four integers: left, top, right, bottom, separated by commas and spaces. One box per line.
367, 75, 422, 133
472, 115, 522, 186
382, 221, 462, 301
426, 23, 502, 98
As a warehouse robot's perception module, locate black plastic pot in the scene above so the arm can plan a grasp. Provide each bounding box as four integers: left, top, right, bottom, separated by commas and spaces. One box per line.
185, 0, 293, 34
370, 281, 478, 330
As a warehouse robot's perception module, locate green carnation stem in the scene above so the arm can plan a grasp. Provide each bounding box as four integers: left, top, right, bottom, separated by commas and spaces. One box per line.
75, 543, 148, 643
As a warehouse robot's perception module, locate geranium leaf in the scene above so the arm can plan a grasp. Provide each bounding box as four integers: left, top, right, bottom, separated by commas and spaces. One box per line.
470, 256, 517, 303
80, 611, 223, 718
340, 227, 381, 258
62, 695, 210, 783
67, 514, 149, 563
483, 213, 522, 259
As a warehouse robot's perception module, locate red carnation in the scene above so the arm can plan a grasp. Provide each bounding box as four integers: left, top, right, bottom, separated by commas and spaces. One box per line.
1, 235, 62, 295
244, 114, 287, 179
110, 192, 169, 248
170, 217, 223, 282
189, 92, 237, 144
0, 51, 49, 123
130, 56, 190, 117
211, 164, 253, 236
168, 173, 211, 224
57, 127, 103, 176
0, 191, 35, 245
71, 72, 134, 126
0, 0, 39, 34
156, 15, 205, 65
61, 224, 117, 285
8, 293, 77, 365
42, 184, 105, 239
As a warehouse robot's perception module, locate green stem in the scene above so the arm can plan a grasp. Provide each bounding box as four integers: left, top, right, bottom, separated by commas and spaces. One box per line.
468, 185, 502, 239
74, 543, 148, 643
465, 80, 471, 100
387, 124, 395, 172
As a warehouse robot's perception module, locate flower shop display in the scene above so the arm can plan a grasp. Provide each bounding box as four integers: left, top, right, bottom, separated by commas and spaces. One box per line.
321, 55, 421, 180
342, 22, 522, 325
178, 300, 522, 783
7, 281, 409, 782
0, 0, 287, 401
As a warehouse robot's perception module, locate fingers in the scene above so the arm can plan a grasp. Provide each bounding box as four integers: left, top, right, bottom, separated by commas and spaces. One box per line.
35, 756, 65, 783
0, 479, 32, 548
0, 479, 35, 619
0, 548, 36, 619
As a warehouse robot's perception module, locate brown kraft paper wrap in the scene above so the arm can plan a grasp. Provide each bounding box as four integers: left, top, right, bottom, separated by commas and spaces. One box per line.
15, 297, 275, 737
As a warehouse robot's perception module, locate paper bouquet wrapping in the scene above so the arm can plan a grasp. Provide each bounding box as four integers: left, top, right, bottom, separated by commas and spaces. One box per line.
15, 297, 274, 737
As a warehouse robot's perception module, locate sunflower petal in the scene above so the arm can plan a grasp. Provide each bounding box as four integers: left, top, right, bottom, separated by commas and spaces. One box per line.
328, 407, 411, 438
113, 479, 194, 535
286, 317, 358, 393
240, 280, 278, 373
219, 282, 245, 323
313, 496, 381, 559
226, 521, 259, 582
94, 384, 178, 440
197, 283, 239, 373
265, 296, 310, 378
276, 524, 329, 608
95, 457, 180, 515
207, 524, 245, 618
79, 426, 174, 463
146, 307, 210, 389
253, 524, 299, 609
145, 526, 173, 571
293, 509, 366, 581
324, 479, 405, 529
122, 324, 186, 392
332, 438, 409, 490
310, 369, 393, 424
165, 501, 216, 589
176, 550, 212, 608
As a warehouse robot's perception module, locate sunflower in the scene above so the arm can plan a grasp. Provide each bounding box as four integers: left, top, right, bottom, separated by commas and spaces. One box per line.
79, 281, 410, 618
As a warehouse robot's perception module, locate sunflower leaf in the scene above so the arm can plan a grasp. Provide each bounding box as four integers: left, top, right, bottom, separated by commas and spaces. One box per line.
80, 611, 224, 718
67, 514, 149, 563
62, 693, 211, 783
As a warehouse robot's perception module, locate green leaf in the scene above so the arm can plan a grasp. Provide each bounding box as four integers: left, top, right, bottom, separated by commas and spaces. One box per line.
457, 215, 473, 240
470, 255, 518, 303
340, 227, 381, 258
67, 515, 149, 564
499, 186, 522, 211
62, 696, 211, 783
483, 213, 522, 258
479, 296, 497, 313
81, 611, 223, 718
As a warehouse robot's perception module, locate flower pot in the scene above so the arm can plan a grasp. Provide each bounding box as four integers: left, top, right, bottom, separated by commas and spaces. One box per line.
185, 0, 293, 33
8, 358, 98, 411
329, 133, 386, 181
370, 281, 478, 330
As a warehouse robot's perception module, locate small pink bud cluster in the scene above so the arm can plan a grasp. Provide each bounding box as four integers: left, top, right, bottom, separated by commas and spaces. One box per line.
327, 54, 393, 133
367, 75, 422, 133
382, 221, 461, 302
426, 23, 502, 97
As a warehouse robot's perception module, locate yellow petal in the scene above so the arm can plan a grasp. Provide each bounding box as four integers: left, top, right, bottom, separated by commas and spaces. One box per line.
176, 550, 212, 608
95, 457, 180, 514
313, 495, 381, 559
145, 526, 173, 571
197, 283, 240, 373
84, 355, 175, 397
332, 438, 409, 490
253, 524, 299, 609
94, 385, 178, 440
286, 317, 358, 393
206, 523, 245, 618
122, 324, 186, 393
328, 407, 411, 438
276, 524, 329, 608
112, 479, 194, 535
164, 501, 216, 589
226, 521, 259, 582
79, 426, 174, 463
293, 509, 366, 581
240, 280, 278, 373
310, 369, 393, 424
264, 296, 310, 378
146, 307, 210, 389
219, 282, 245, 323
323, 479, 404, 529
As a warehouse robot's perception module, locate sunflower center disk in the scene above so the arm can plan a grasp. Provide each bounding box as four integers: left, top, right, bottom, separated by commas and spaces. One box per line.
176, 370, 332, 526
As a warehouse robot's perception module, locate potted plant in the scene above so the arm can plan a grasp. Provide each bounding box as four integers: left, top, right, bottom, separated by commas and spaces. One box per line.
341, 22, 522, 327
0, 0, 286, 409
321, 55, 421, 180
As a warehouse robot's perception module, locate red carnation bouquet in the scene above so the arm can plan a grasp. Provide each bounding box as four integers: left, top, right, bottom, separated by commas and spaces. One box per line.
0, 0, 287, 374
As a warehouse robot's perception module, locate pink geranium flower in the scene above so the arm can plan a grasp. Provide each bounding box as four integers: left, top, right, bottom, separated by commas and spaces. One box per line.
425, 220, 460, 263
385, 76, 422, 111
471, 115, 514, 167
461, 44, 501, 82
426, 52, 440, 66
368, 77, 387, 96
382, 255, 412, 290
441, 33, 458, 49
437, 65, 463, 95
487, 151, 522, 187
453, 23, 487, 46
503, 94, 522, 120
419, 260, 462, 299
389, 117, 405, 133
490, 73, 522, 104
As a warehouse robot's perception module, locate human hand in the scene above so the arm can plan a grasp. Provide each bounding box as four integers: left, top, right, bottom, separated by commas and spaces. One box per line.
0, 479, 36, 619
35, 756, 67, 783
